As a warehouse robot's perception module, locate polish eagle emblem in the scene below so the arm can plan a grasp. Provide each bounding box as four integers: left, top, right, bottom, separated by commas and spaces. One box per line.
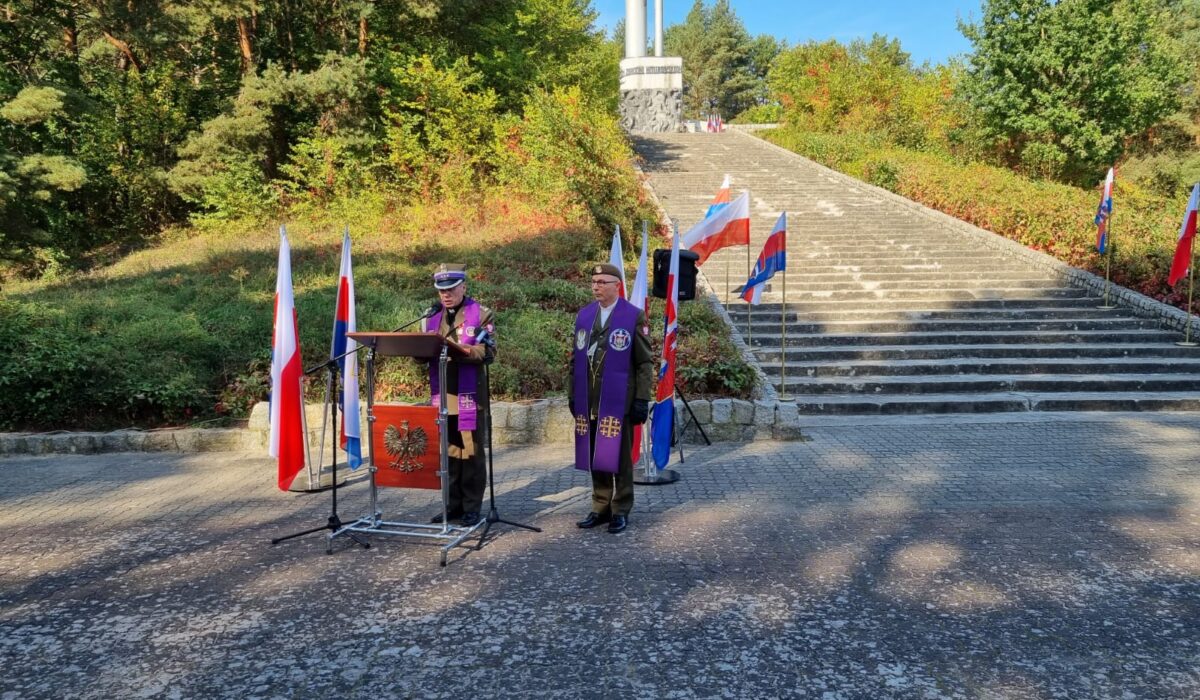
384, 420, 428, 472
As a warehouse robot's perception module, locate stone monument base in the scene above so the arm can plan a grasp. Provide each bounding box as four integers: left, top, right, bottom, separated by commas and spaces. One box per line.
619, 56, 684, 133
620, 88, 684, 133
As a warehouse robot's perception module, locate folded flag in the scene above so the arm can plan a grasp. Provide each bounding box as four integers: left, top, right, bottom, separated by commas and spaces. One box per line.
705, 175, 732, 219
682, 189, 750, 265
332, 228, 362, 469
736, 212, 787, 305
609, 225, 627, 298
270, 226, 306, 491
628, 225, 650, 464
651, 227, 680, 470
1168, 183, 1200, 285
1095, 167, 1114, 253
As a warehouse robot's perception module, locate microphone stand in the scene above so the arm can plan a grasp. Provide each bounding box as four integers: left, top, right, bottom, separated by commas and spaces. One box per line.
392, 305, 440, 333
271, 304, 436, 549
271, 343, 371, 550
476, 338, 542, 548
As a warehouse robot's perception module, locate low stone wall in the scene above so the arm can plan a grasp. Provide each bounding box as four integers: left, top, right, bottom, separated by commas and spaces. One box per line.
0, 398, 805, 455
0, 428, 256, 455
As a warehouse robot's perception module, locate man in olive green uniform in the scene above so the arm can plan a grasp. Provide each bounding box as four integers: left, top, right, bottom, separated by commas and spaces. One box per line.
426, 263, 495, 527
568, 262, 654, 534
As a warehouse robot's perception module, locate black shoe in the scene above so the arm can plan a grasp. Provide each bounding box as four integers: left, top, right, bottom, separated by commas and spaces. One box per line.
576, 512, 611, 529
430, 510, 463, 524
607, 515, 628, 534
460, 511, 481, 526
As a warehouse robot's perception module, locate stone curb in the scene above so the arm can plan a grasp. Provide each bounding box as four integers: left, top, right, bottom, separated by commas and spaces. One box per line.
736, 128, 1200, 335
0, 428, 260, 456
0, 397, 806, 455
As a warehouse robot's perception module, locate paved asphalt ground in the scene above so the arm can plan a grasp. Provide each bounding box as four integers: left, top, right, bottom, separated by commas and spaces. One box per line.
2, 413, 1199, 699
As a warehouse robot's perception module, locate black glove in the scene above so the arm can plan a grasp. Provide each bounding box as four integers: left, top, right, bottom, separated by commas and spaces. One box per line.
629, 399, 649, 425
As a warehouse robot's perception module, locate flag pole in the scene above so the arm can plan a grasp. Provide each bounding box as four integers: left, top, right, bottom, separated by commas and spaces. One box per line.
1180, 243, 1198, 347
724, 253, 730, 306
746, 242, 752, 344
1099, 171, 1118, 307
1099, 178, 1116, 310
780, 264, 787, 399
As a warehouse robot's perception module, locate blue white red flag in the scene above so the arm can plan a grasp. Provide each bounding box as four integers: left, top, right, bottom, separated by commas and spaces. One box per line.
609, 225, 627, 298
651, 228, 680, 470
628, 225, 650, 463
270, 226, 306, 491
331, 228, 362, 469
737, 212, 787, 305
1168, 183, 1200, 285
1095, 167, 1114, 253
705, 175, 732, 219
683, 189, 751, 265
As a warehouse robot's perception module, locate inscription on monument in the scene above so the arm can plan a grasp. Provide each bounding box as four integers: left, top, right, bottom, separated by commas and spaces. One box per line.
620, 65, 683, 78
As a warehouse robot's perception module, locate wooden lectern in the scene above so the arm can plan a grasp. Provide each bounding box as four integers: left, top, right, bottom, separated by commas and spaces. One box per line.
329, 331, 481, 565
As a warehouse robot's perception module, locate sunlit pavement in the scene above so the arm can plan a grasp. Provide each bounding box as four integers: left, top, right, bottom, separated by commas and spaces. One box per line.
2, 413, 1199, 698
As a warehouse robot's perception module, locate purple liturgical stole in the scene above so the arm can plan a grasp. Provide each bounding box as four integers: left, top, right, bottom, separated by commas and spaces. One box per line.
573, 299, 638, 474
428, 298, 481, 431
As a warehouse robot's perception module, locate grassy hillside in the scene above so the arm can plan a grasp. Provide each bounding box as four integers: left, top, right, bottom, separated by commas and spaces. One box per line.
0, 191, 753, 431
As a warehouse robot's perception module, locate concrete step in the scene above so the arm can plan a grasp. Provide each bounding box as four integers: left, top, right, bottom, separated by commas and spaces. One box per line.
756, 343, 1200, 362
777, 329, 1180, 347
784, 392, 1200, 415
735, 318, 1161, 334
726, 306, 1139, 322
739, 298, 1122, 315
734, 316, 1156, 333
737, 271, 1063, 282
776, 373, 1200, 395
705, 252, 1052, 265
724, 279, 1069, 293
763, 357, 1200, 378
717, 288, 1091, 302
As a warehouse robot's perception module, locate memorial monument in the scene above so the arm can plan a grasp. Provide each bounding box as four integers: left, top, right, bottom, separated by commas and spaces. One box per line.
619, 0, 684, 132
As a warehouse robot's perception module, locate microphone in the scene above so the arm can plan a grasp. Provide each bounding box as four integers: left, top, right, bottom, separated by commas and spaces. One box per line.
475, 328, 495, 365
392, 303, 442, 333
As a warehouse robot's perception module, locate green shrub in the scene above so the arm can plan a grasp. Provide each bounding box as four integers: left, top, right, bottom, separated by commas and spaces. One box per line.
663, 302, 757, 398
1121, 152, 1200, 198
863, 158, 900, 191
732, 104, 783, 124
494, 86, 655, 233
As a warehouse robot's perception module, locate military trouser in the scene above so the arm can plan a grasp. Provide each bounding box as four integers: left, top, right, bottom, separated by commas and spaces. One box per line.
446, 414, 487, 515
589, 418, 635, 517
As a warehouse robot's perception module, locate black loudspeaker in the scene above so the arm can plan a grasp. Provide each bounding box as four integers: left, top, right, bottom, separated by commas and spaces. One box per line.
652, 248, 699, 300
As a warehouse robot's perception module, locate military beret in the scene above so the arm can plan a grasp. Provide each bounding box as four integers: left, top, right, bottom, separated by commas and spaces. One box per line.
432, 262, 467, 289
591, 263, 622, 279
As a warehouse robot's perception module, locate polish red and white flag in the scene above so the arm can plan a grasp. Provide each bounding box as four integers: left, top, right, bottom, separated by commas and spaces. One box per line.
270, 226, 307, 491
682, 189, 750, 265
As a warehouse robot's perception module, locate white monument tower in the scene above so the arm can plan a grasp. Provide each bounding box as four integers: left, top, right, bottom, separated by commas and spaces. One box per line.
619, 0, 683, 132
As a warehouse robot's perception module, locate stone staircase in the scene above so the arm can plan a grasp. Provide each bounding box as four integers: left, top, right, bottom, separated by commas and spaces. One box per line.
633, 130, 1200, 414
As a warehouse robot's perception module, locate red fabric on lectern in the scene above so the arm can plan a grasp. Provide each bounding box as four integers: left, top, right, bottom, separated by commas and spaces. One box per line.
372, 404, 441, 489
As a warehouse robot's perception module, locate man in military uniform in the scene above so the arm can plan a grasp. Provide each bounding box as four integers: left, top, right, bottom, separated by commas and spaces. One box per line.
426, 263, 495, 527
568, 262, 654, 534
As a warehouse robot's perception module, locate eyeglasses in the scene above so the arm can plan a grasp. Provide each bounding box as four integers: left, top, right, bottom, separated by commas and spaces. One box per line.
590, 280, 619, 286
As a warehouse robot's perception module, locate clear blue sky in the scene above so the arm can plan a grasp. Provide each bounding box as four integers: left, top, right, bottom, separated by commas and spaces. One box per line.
591, 1, 983, 66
